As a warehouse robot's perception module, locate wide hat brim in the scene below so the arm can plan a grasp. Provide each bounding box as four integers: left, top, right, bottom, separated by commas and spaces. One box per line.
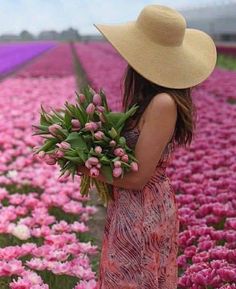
93, 21, 217, 89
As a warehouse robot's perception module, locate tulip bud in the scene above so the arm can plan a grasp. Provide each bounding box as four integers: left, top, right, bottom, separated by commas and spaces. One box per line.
48, 124, 62, 136
94, 146, 102, 154
44, 155, 57, 165
94, 131, 105, 140
97, 105, 105, 113
38, 151, 46, 159
93, 94, 102, 106
87, 157, 99, 165
89, 167, 100, 177
86, 103, 95, 115
78, 93, 85, 104
113, 167, 123, 178
114, 161, 121, 168
109, 140, 116, 147
131, 162, 139, 172
114, 148, 125, 157
121, 154, 129, 162
71, 119, 81, 128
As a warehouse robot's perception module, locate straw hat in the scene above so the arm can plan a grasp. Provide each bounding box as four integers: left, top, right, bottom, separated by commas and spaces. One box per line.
93, 4, 217, 89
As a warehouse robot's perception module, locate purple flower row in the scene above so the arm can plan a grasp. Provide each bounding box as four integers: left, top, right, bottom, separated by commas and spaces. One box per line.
0, 41, 56, 77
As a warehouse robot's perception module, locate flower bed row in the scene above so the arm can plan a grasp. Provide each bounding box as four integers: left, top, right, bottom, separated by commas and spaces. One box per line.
75, 41, 236, 289
0, 42, 56, 77
0, 76, 98, 289
15, 43, 75, 78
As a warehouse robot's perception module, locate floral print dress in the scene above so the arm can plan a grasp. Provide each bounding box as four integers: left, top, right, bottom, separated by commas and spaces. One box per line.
96, 126, 180, 289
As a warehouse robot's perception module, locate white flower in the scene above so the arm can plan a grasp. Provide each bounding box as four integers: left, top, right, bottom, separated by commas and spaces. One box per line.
7, 170, 18, 178
12, 224, 31, 240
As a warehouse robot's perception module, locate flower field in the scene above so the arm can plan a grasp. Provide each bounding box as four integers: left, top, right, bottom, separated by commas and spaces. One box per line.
0, 40, 235, 289
0, 42, 56, 78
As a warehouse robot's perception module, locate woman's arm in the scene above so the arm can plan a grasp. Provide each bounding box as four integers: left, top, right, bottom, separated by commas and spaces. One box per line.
78, 93, 177, 190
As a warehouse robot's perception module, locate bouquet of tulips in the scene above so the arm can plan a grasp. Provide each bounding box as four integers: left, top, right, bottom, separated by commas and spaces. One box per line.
32, 85, 139, 206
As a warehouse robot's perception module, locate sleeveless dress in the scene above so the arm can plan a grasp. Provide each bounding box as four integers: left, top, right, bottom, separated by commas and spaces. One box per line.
96, 127, 180, 289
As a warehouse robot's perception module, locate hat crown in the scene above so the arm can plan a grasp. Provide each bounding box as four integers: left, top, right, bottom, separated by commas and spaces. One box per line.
136, 5, 186, 47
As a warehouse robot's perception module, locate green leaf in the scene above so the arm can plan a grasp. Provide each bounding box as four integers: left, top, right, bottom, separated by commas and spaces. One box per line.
34, 139, 57, 154
64, 110, 72, 129
63, 156, 83, 164
65, 132, 88, 150
101, 165, 113, 184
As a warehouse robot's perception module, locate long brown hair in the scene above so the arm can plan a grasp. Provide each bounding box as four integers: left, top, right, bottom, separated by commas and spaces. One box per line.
120, 64, 197, 149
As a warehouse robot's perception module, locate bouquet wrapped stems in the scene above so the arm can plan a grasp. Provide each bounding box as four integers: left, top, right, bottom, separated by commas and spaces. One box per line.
32, 85, 139, 207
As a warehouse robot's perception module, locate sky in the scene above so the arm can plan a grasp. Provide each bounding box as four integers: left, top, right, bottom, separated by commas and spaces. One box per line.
0, 0, 229, 35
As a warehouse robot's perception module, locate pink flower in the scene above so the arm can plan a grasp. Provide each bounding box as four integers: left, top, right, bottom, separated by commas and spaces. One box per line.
92, 94, 102, 105
113, 167, 123, 178
43, 154, 57, 165
78, 93, 86, 104
94, 131, 104, 140
71, 119, 81, 128
89, 167, 100, 177
94, 146, 102, 154
121, 154, 129, 162
109, 140, 116, 147
84, 122, 98, 132
96, 105, 105, 112
57, 141, 71, 150
114, 148, 125, 157
48, 124, 62, 136
38, 151, 46, 159
85, 160, 92, 169
87, 157, 99, 165
114, 161, 121, 168
130, 162, 139, 172
55, 149, 64, 158
98, 112, 106, 123
86, 103, 95, 115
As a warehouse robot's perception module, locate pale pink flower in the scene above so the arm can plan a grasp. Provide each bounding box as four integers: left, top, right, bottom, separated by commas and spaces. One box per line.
130, 162, 139, 172
92, 94, 102, 105
114, 148, 125, 157
113, 167, 122, 178
84, 121, 98, 132
94, 146, 102, 154
87, 157, 99, 165
71, 119, 81, 128
121, 154, 129, 162
89, 167, 100, 177
86, 103, 95, 115
94, 131, 104, 140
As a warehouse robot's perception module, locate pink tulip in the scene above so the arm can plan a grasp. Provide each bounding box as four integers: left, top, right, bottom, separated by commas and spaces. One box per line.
114, 148, 125, 157
55, 149, 64, 158
78, 93, 85, 103
130, 162, 139, 172
114, 161, 121, 168
57, 141, 71, 150
84, 121, 98, 131
87, 157, 99, 165
94, 131, 104, 140
89, 167, 100, 177
71, 119, 81, 128
113, 167, 123, 178
96, 105, 105, 112
86, 103, 95, 115
38, 151, 46, 159
109, 140, 116, 147
92, 94, 102, 105
48, 124, 62, 136
94, 146, 102, 154
85, 160, 92, 169
44, 155, 57, 165
121, 154, 129, 162
96, 163, 101, 169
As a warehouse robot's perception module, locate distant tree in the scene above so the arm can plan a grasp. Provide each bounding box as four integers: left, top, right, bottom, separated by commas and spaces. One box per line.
20, 30, 34, 40
60, 27, 81, 41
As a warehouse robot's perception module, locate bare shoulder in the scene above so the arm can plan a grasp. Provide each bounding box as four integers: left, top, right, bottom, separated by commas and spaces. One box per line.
145, 92, 177, 119
151, 92, 177, 110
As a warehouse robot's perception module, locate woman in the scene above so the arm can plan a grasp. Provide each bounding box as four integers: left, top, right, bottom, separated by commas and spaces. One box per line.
78, 4, 217, 289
